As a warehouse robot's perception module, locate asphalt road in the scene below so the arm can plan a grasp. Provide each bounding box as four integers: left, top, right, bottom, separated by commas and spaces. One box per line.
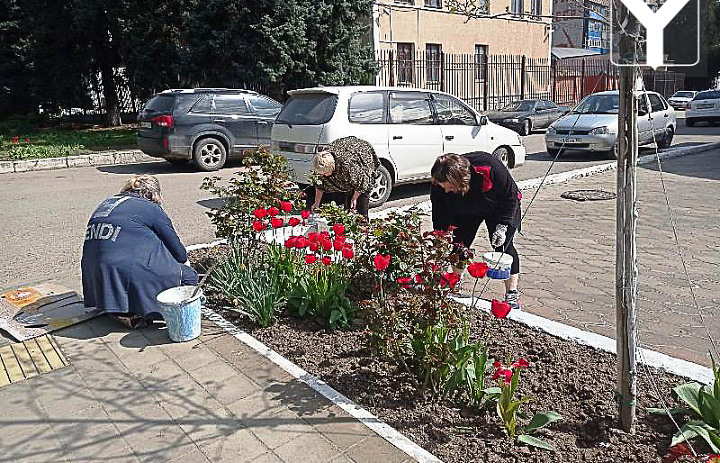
1, 112, 718, 295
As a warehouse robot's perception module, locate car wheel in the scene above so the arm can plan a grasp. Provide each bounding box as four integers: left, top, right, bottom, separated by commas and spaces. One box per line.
606, 143, 619, 160
519, 119, 531, 136
166, 158, 189, 166
685, 118, 695, 127
193, 138, 227, 171
492, 146, 510, 168
368, 165, 393, 208
657, 127, 674, 149
547, 147, 561, 159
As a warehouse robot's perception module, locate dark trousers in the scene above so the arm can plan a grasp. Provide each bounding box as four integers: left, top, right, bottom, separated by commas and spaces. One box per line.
452, 215, 520, 275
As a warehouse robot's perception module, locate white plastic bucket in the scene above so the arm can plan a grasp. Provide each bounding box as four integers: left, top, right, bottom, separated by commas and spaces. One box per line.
157, 286, 204, 342
482, 252, 514, 280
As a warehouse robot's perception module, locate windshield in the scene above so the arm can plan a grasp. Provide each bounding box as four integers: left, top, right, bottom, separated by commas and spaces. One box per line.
672, 91, 694, 98
501, 101, 535, 112
572, 94, 619, 114
276, 93, 338, 125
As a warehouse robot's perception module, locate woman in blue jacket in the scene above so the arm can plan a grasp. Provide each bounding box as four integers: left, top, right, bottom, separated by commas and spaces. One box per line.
81, 175, 197, 328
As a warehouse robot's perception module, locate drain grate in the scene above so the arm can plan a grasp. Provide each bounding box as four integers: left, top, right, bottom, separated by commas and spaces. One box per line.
561, 189, 617, 201
0, 334, 68, 387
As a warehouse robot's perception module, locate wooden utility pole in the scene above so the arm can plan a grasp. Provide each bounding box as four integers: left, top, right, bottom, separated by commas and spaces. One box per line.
615, 0, 639, 433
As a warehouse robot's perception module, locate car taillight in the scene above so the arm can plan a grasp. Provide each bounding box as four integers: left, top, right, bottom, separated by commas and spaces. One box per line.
152, 115, 174, 128
685, 102, 692, 110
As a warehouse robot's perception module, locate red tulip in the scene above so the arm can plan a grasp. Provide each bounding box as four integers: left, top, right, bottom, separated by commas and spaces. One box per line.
252, 221, 265, 232
309, 242, 320, 252
440, 272, 460, 289
414, 274, 421, 284
332, 223, 345, 236
280, 201, 292, 213
267, 206, 280, 217
301, 209, 311, 219
307, 232, 319, 243
491, 299, 511, 319
373, 254, 391, 271
322, 256, 332, 266
295, 236, 309, 248
333, 239, 345, 251
512, 358, 530, 369
253, 207, 267, 219
285, 236, 298, 248
271, 218, 283, 228
305, 254, 317, 264
25, 138, 29, 143
397, 276, 413, 288
467, 262, 489, 279
342, 247, 354, 259
288, 217, 301, 227
321, 239, 332, 252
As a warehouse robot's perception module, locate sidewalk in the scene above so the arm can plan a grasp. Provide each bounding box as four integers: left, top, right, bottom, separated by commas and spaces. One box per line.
1, 317, 414, 463
446, 149, 720, 367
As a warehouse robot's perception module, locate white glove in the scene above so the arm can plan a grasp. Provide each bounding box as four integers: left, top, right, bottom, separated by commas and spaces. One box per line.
491, 224, 508, 248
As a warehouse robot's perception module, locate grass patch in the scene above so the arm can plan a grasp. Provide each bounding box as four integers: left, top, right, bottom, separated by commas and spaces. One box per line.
0, 117, 137, 161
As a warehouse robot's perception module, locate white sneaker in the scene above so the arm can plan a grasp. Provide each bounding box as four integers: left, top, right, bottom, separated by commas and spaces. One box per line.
504, 290, 521, 310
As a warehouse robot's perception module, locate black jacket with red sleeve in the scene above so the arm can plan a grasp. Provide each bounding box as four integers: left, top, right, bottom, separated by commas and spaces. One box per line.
431, 151, 521, 230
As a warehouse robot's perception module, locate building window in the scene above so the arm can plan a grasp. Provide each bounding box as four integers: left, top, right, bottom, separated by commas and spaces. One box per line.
425, 0, 442, 7
394, 0, 414, 4
474, 44, 488, 81
510, 0, 524, 16
531, 0, 542, 18
426, 44, 442, 83
397, 43, 415, 84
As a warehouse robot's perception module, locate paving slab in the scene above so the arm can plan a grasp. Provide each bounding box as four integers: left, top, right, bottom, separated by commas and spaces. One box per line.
0, 314, 419, 463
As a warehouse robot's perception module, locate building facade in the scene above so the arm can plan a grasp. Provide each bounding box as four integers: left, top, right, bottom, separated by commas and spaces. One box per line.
372, 0, 554, 61
552, 0, 610, 53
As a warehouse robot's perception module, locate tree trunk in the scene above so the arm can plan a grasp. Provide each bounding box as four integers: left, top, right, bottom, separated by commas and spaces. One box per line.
100, 55, 121, 126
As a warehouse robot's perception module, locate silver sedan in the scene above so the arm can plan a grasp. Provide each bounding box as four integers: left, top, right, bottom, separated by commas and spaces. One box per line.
545, 91, 676, 159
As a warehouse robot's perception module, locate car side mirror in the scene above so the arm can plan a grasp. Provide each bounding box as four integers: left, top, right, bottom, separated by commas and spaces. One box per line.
479, 115, 488, 126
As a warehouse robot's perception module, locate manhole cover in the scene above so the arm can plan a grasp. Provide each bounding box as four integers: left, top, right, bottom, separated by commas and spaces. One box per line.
561, 189, 616, 201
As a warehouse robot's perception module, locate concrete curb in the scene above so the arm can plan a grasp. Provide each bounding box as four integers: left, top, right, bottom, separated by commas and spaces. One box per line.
203, 308, 444, 463
0, 149, 161, 174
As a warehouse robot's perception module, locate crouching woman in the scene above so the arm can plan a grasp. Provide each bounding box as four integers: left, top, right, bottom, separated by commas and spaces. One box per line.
81, 174, 198, 328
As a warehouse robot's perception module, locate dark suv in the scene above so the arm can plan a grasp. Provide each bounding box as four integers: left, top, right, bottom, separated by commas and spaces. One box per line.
137, 89, 283, 171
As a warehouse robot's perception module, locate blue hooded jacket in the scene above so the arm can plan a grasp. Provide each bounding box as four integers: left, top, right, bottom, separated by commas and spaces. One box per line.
81, 193, 197, 317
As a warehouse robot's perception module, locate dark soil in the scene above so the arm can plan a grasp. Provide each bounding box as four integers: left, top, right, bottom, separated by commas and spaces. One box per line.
190, 246, 705, 463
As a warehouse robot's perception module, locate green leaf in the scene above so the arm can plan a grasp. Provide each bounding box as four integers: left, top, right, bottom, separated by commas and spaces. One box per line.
524, 411, 563, 434
673, 382, 703, 416
699, 390, 720, 428
646, 407, 690, 415
671, 421, 702, 447
517, 434, 557, 451
685, 423, 720, 453
483, 386, 502, 395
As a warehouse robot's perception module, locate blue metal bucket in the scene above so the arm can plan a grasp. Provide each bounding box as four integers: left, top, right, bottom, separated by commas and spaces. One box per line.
156, 286, 203, 342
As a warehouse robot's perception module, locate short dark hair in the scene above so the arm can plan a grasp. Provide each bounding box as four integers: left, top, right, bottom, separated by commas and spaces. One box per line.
431, 154, 471, 195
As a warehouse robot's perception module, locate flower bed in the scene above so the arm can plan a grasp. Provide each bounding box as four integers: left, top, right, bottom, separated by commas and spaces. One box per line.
192, 244, 694, 462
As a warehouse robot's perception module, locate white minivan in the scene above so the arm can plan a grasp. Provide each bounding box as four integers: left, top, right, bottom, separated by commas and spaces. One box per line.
271, 86, 526, 207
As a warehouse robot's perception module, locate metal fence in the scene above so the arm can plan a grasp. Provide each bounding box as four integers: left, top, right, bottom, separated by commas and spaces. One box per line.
375, 50, 684, 111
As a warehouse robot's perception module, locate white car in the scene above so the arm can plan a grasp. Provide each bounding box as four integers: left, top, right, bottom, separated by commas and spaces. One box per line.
667, 91, 697, 111
686, 90, 720, 127
270, 86, 526, 207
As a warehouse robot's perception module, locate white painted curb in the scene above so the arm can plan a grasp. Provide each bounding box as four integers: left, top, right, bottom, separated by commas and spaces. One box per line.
202, 308, 443, 463
1, 149, 160, 174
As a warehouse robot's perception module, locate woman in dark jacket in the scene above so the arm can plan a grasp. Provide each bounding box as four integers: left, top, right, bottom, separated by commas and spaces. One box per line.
311, 136, 380, 219
81, 175, 198, 328
430, 152, 522, 309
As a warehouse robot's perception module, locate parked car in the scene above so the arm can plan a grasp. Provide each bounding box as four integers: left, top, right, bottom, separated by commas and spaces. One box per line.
137, 88, 283, 171
270, 86, 526, 207
486, 99, 569, 136
667, 90, 697, 110
544, 90, 676, 159
685, 89, 720, 127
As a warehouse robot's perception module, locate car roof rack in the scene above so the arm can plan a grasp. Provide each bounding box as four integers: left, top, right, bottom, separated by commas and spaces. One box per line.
159, 88, 258, 95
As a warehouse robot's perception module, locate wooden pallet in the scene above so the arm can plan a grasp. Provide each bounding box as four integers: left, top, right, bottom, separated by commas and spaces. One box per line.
0, 334, 68, 387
